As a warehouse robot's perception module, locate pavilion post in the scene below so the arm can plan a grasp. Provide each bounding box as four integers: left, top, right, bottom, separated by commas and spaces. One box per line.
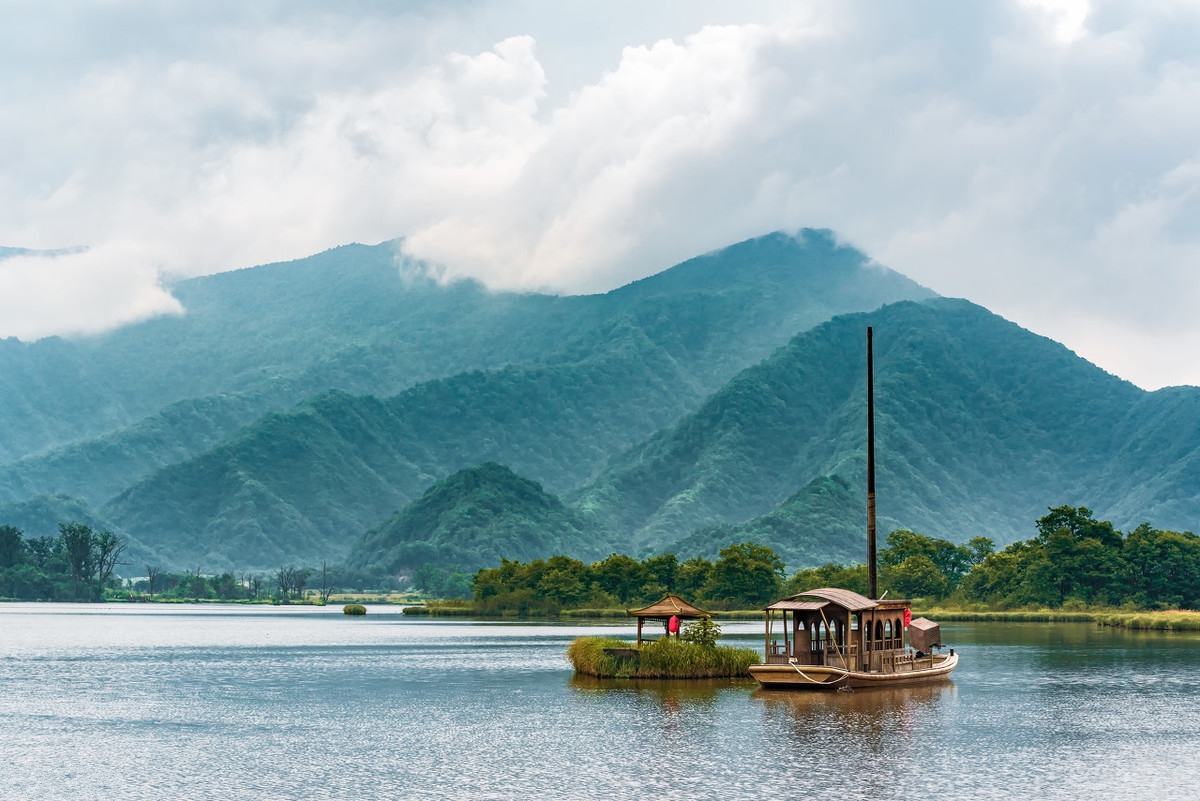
764, 611, 771, 658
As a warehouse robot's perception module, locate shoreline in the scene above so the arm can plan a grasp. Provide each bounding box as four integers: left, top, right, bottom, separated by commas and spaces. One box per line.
404, 604, 1200, 631
13, 597, 1197, 630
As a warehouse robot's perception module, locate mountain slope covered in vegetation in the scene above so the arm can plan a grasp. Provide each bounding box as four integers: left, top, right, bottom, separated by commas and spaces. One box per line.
574, 298, 1200, 551
663, 474, 866, 568
0, 229, 930, 501
345, 463, 606, 574
100, 323, 697, 569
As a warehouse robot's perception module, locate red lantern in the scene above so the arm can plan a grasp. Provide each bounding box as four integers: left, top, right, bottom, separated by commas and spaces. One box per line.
903, 608, 913, 627
668, 615, 680, 634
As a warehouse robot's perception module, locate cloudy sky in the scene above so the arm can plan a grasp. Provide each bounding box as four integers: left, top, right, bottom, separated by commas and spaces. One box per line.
2, 0, 1199, 389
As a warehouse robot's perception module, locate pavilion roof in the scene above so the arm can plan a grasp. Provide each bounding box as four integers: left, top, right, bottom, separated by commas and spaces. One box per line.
627, 594, 711, 619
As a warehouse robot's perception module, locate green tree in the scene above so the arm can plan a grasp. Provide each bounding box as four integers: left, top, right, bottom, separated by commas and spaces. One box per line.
885, 555, 949, 599
674, 556, 714, 602
211, 573, 243, 600
958, 548, 1024, 607
58, 522, 96, 600
1031, 507, 1124, 604
591, 553, 646, 604
785, 563, 869, 596
26, 537, 55, 570
1123, 524, 1200, 608
642, 553, 678, 594
0, 525, 23, 569
1037, 506, 1122, 550
414, 563, 441, 595
881, 529, 972, 588
534, 555, 589, 608
703, 542, 784, 608
966, 536, 994, 565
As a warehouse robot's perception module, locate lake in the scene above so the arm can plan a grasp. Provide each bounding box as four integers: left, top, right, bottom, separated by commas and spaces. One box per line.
3, 604, 1199, 800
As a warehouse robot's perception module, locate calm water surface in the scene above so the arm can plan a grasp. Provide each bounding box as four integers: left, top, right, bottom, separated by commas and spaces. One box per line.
3, 604, 1199, 800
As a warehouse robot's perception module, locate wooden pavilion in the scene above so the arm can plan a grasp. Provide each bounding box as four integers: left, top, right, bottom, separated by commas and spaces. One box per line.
627, 595, 711, 646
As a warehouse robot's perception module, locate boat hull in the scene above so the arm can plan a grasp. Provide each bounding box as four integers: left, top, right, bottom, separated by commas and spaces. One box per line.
749, 652, 958, 690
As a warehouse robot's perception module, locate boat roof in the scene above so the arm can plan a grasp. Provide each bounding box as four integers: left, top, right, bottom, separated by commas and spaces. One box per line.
766, 587, 881, 612
764, 599, 830, 611
627, 594, 711, 618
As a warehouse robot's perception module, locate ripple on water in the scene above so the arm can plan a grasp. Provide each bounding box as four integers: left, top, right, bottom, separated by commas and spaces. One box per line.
3, 608, 1200, 800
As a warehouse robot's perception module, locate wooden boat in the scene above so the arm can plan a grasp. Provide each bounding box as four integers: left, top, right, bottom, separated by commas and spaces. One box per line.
748, 587, 957, 689
750, 327, 957, 690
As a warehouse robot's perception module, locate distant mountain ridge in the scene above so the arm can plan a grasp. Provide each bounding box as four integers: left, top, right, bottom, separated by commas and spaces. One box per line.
0, 229, 927, 487
0, 230, 928, 465
0, 230, 935, 569
8, 230, 1199, 576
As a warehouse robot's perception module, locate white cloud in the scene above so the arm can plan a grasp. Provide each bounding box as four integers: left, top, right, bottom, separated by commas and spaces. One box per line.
1, 1, 1199, 388
0, 244, 183, 339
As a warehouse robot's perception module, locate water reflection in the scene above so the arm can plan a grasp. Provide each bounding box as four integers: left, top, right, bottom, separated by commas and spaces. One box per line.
755, 682, 950, 734
754, 684, 951, 796
569, 674, 752, 700
568, 675, 753, 740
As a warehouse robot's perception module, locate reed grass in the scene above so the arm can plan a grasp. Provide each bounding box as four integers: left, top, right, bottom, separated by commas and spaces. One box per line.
342, 604, 367, 616
715, 610, 766, 620
914, 606, 1200, 630
1095, 611, 1200, 631
567, 636, 758, 679
559, 608, 628, 618
401, 598, 475, 616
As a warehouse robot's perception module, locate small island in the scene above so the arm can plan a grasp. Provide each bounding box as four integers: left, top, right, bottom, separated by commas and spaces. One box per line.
567, 595, 758, 679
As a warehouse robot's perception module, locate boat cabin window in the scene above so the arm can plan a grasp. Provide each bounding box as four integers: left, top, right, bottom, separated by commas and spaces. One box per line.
875, 620, 883, 641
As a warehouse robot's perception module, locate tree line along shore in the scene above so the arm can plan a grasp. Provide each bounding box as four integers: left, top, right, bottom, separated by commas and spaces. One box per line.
4, 507, 1200, 633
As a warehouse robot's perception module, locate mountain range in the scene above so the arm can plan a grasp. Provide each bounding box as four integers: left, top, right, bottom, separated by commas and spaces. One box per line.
2, 230, 938, 570
2, 229, 1197, 575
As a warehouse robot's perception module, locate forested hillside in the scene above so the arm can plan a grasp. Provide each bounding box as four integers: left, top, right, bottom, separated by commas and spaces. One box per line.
0, 242, 567, 461
101, 327, 694, 569
663, 475, 865, 568
8, 229, 1198, 577
345, 463, 606, 575
1, 230, 927, 570
0, 229, 928, 501
573, 298, 1200, 552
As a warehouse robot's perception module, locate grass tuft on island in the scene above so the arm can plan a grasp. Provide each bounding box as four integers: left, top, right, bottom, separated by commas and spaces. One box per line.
401, 598, 475, 616
568, 636, 759, 679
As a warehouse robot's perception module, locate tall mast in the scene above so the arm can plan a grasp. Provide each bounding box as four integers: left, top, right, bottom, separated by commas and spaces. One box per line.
867, 326, 878, 600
